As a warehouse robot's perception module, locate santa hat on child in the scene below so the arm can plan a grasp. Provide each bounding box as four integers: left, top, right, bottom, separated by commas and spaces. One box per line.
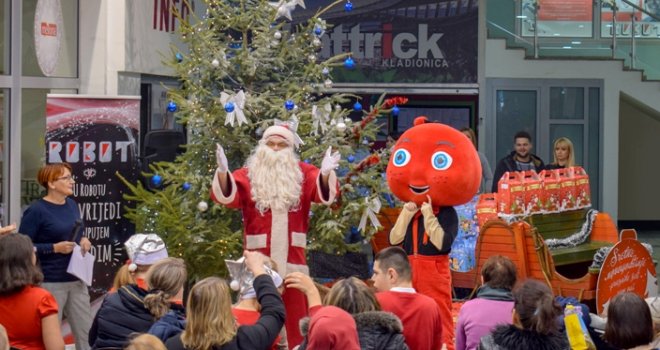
124, 233, 168, 271
306, 306, 361, 349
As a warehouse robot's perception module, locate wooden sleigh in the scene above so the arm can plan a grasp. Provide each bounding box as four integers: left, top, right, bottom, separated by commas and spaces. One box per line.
452, 208, 619, 300
373, 207, 619, 301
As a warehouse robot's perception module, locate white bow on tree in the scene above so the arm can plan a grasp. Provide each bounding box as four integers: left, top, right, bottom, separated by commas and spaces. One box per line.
269, 0, 306, 21
220, 90, 247, 127
311, 103, 332, 136
358, 197, 382, 233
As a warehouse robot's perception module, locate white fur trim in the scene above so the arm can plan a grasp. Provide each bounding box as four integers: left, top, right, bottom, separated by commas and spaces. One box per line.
270, 208, 289, 276
291, 232, 307, 248
286, 263, 309, 275
262, 125, 295, 146
245, 234, 268, 250
211, 168, 237, 204
318, 170, 338, 205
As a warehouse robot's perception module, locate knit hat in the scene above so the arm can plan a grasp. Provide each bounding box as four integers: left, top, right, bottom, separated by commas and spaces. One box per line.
306, 306, 361, 349
262, 125, 295, 146
124, 233, 168, 266
225, 257, 283, 299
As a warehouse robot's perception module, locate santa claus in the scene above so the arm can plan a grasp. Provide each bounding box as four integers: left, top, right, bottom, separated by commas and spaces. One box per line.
211, 123, 340, 346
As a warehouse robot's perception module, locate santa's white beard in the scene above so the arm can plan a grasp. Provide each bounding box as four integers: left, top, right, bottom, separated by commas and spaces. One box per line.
247, 143, 303, 214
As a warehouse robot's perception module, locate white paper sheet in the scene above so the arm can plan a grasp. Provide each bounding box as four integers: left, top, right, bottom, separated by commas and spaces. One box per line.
66, 245, 95, 286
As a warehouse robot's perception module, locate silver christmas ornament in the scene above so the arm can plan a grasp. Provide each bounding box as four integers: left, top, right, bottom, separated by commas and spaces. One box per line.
274, 31, 282, 40
336, 122, 347, 132
197, 201, 208, 212
211, 59, 220, 67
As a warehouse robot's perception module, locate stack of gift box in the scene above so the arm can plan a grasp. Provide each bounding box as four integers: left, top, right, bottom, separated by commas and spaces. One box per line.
476, 166, 592, 227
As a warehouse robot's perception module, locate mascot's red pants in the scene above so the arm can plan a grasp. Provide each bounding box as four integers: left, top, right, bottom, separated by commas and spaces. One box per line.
409, 254, 454, 350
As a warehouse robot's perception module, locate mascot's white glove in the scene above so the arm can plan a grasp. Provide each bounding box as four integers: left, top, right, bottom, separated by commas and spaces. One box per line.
216, 144, 229, 173
320, 146, 340, 176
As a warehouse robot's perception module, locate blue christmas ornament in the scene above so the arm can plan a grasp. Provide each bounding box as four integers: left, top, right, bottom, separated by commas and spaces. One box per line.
284, 100, 295, 111
353, 101, 362, 111
344, 57, 355, 69
224, 102, 235, 113
182, 182, 191, 191
304, 159, 311, 164
347, 154, 356, 163
314, 25, 323, 36
167, 101, 178, 112
175, 52, 183, 62
345, 1, 353, 12
151, 175, 162, 186
351, 226, 360, 235
392, 105, 400, 116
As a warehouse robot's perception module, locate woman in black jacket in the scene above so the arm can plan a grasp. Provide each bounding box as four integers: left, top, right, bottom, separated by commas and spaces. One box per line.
165, 251, 285, 350
89, 258, 187, 349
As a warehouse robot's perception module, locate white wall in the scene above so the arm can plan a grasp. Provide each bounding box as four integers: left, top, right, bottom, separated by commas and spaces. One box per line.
483, 38, 660, 221
618, 96, 660, 220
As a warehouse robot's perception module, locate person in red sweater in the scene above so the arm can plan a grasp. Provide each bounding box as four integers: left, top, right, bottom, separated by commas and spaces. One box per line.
372, 246, 444, 350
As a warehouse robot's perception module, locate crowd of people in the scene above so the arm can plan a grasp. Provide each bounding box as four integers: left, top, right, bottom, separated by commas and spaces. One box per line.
2, 123, 657, 350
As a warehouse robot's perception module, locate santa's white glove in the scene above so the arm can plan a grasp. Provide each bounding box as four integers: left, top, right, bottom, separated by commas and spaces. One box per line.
320, 146, 340, 176
216, 144, 229, 173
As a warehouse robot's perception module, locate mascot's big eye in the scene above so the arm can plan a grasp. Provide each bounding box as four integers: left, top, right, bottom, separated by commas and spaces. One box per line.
392, 149, 411, 167
431, 151, 452, 170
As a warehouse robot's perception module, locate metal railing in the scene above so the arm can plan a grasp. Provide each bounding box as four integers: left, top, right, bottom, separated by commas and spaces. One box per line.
487, 0, 660, 80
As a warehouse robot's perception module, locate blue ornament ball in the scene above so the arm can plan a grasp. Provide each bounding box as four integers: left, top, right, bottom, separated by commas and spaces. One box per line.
151, 175, 162, 186
350, 226, 360, 235
284, 100, 295, 111
344, 1, 353, 12
344, 57, 355, 69
175, 52, 183, 62
353, 101, 362, 111
304, 159, 311, 164
392, 105, 400, 116
224, 102, 235, 113
347, 154, 356, 163
314, 26, 323, 36
167, 101, 178, 112
182, 182, 191, 191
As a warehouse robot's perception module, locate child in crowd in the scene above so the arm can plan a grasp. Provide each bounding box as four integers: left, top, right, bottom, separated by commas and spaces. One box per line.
165, 251, 284, 350
112, 233, 169, 291
126, 334, 167, 350
479, 279, 568, 350
603, 292, 659, 350
90, 257, 186, 349
0, 233, 64, 350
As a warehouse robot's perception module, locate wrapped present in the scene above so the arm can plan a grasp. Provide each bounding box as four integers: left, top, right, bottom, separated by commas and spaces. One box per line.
523, 170, 543, 215
571, 166, 591, 209
557, 168, 577, 211
498, 171, 525, 215
476, 193, 498, 227
540, 169, 561, 213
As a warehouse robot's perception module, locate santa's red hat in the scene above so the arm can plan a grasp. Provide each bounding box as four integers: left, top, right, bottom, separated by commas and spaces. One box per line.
262, 125, 295, 146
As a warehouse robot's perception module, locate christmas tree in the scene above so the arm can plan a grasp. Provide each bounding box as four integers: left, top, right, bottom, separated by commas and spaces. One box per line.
120, 0, 406, 280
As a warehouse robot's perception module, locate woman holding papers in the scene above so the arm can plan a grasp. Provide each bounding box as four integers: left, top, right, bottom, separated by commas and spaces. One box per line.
19, 163, 92, 350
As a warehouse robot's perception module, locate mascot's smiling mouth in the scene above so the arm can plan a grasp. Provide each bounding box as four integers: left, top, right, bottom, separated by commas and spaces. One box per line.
409, 185, 430, 194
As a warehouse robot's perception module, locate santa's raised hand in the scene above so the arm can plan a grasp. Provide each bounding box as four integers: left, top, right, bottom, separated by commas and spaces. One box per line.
320, 146, 340, 176
216, 143, 229, 173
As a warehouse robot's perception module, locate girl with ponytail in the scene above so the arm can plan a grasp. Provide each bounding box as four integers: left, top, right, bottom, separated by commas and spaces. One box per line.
90, 258, 187, 349
478, 279, 569, 350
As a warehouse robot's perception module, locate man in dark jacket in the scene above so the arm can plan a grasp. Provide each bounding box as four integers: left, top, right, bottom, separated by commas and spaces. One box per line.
491, 131, 544, 193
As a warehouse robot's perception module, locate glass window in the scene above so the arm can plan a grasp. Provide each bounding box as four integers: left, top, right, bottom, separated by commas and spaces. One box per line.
0, 2, 10, 74
495, 90, 537, 163
22, 0, 78, 78
550, 87, 584, 119
0, 89, 6, 223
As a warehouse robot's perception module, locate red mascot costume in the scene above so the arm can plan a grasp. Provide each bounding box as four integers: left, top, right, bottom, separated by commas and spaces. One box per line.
386, 117, 481, 350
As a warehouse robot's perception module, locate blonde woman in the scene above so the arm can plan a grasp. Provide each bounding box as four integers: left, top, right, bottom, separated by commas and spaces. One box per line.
545, 137, 575, 170
165, 251, 285, 350
90, 258, 186, 349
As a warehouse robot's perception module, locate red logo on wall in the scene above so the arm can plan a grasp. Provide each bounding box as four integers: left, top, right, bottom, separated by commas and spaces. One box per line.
40, 22, 58, 36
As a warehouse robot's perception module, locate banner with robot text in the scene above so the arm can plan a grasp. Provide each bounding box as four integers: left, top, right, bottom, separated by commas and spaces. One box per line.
46, 95, 140, 299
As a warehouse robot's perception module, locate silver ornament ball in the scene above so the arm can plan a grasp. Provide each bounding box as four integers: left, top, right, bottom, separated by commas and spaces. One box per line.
197, 201, 209, 212
274, 31, 282, 40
